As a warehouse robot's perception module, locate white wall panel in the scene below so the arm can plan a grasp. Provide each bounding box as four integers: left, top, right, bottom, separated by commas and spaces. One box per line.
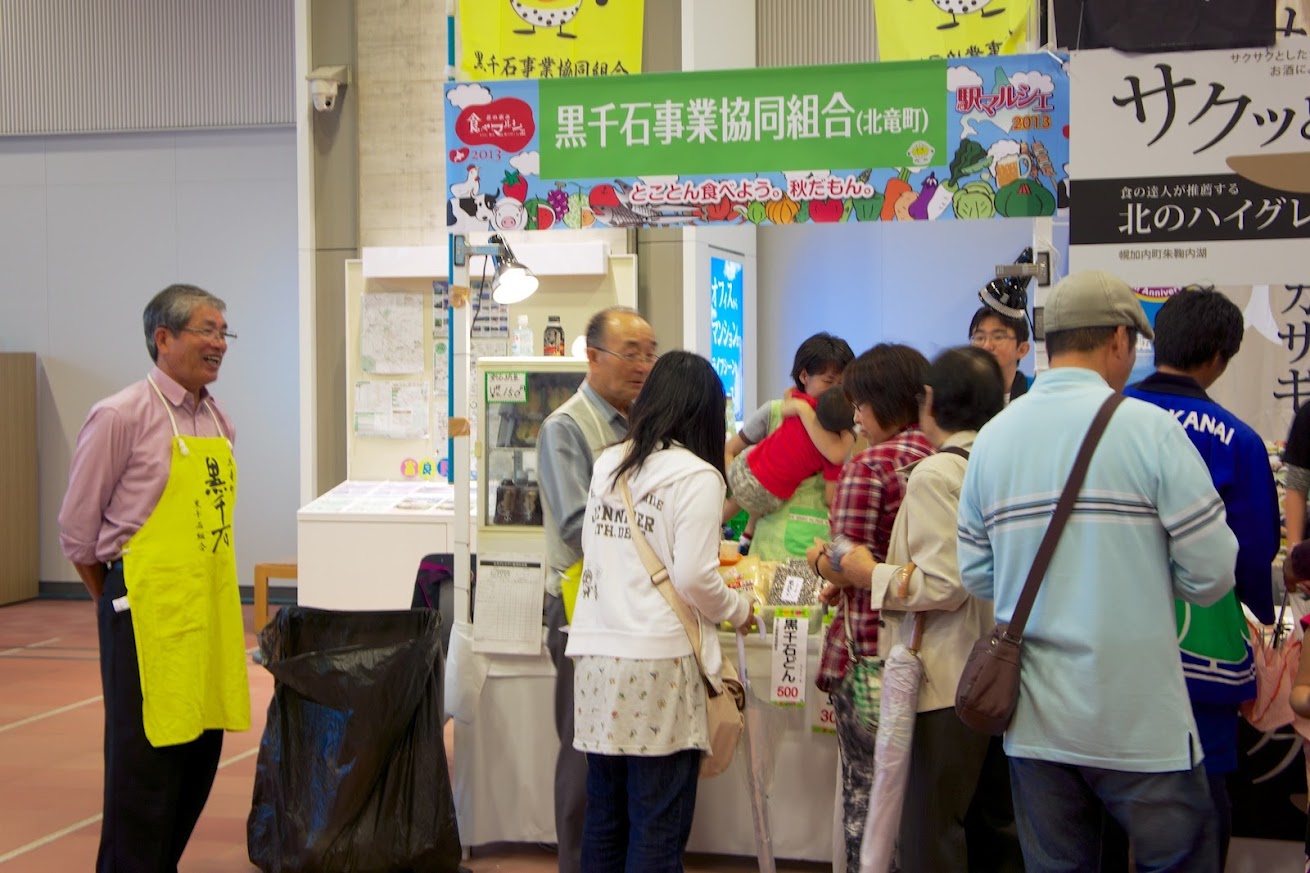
0, 129, 298, 590
756, 220, 1036, 395
0, 0, 293, 135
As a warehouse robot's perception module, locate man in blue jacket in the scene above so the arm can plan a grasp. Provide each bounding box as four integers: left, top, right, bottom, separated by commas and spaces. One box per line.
1125, 285, 1279, 869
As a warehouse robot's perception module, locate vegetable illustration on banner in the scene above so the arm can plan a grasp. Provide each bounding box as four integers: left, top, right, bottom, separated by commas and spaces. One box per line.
443, 53, 1068, 229
458, 0, 643, 81
943, 54, 1068, 218
873, 0, 1032, 62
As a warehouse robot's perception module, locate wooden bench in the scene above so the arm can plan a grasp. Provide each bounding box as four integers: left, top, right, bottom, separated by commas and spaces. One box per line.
253, 561, 298, 630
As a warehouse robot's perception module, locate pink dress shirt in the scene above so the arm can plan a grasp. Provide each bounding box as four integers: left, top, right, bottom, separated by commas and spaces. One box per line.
58, 367, 236, 566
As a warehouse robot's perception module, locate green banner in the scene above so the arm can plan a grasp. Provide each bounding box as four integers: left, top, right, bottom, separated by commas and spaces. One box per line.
539, 61, 947, 179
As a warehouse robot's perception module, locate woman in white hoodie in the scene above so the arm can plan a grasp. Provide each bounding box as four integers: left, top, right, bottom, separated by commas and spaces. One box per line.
566, 351, 755, 872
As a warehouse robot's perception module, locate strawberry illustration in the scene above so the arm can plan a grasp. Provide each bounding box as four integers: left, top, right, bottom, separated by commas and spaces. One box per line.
502, 169, 528, 202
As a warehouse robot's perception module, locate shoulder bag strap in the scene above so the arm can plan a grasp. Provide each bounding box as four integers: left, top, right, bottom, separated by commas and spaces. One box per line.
884, 444, 970, 653
618, 476, 720, 680
1006, 392, 1125, 640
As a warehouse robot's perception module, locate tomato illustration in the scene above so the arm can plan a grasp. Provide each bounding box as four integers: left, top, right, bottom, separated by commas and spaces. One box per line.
809, 198, 845, 222
502, 170, 529, 202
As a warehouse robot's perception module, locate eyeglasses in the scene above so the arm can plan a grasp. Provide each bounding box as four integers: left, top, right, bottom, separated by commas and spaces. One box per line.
180, 326, 238, 342
591, 346, 658, 365
970, 331, 1017, 345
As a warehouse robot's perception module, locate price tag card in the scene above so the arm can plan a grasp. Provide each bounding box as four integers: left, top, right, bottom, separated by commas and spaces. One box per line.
810, 612, 836, 734
771, 607, 809, 708
780, 575, 804, 604
485, 371, 528, 404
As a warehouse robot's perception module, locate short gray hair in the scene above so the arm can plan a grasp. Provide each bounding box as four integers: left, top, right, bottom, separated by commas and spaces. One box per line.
143, 284, 226, 361
585, 306, 642, 349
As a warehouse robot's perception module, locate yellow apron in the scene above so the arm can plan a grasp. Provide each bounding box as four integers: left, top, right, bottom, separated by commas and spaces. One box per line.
123, 377, 251, 747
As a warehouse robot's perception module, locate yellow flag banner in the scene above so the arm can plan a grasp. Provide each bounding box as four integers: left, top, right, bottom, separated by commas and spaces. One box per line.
874, 0, 1031, 62
458, 0, 644, 81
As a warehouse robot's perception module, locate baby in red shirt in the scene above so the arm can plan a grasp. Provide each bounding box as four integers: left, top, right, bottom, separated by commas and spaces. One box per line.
722, 385, 854, 524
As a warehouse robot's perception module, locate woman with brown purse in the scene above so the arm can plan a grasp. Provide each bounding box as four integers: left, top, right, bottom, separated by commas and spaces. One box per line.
566, 351, 755, 872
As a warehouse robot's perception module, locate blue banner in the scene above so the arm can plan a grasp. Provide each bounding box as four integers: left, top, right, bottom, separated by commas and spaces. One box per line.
710, 257, 745, 424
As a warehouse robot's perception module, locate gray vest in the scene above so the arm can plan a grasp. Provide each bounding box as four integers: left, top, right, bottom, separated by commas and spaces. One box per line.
541, 387, 620, 595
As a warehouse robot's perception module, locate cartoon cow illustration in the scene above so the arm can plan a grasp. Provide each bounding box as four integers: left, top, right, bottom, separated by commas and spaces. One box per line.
447, 193, 500, 232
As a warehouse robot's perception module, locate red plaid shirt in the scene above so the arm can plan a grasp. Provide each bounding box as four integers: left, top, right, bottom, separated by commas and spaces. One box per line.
816, 426, 933, 692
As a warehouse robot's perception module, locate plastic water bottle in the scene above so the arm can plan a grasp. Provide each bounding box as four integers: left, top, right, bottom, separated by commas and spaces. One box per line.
512, 314, 534, 357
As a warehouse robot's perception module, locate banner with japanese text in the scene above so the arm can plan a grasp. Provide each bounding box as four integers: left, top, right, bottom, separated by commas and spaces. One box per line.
1050, 1, 1310, 52
444, 52, 1068, 231
1051, 0, 1273, 53
457, 0, 642, 81
1068, 38, 1310, 285
873, 0, 1031, 62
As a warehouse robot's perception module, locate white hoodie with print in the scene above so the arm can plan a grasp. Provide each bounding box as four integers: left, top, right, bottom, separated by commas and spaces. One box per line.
565, 442, 753, 688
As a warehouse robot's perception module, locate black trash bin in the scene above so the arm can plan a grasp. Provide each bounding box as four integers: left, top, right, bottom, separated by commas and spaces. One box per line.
247, 606, 462, 873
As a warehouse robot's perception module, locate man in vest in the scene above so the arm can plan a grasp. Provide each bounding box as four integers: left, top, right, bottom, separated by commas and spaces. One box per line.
1124, 285, 1278, 868
538, 306, 657, 873
58, 284, 251, 872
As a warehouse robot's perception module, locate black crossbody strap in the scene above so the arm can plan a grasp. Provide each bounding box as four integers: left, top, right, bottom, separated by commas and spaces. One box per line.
1006, 393, 1125, 639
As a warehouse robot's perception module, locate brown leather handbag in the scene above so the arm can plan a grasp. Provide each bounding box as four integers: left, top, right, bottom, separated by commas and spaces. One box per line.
955, 393, 1124, 736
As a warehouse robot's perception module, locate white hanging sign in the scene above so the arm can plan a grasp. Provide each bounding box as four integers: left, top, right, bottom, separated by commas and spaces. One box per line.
1069, 38, 1310, 285
771, 608, 809, 708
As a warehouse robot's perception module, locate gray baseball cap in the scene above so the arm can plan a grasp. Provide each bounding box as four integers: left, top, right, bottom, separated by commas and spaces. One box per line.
1043, 271, 1154, 341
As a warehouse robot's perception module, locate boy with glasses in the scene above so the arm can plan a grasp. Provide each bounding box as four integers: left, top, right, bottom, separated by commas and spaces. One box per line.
969, 306, 1032, 405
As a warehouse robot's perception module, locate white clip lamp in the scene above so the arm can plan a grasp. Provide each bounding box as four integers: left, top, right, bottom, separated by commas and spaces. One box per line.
488, 234, 539, 304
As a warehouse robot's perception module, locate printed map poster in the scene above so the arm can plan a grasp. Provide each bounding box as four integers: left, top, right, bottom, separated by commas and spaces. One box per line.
360, 290, 424, 375
458, 0, 643, 81
1068, 38, 1310, 285
443, 52, 1068, 231
874, 0, 1031, 62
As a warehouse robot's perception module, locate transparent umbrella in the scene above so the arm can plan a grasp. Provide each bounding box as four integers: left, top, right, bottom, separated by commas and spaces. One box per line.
859, 613, 925, 873
736, 630, 776, 873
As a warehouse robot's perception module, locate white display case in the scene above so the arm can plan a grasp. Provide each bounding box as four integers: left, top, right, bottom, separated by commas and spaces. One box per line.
475, 355, 587, 557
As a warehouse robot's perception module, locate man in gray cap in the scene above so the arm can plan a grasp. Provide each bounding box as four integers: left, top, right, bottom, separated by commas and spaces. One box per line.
957, 271, 1239, 872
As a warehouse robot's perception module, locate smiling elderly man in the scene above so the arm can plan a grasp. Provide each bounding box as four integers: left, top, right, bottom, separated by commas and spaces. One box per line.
59, 283, 251, 873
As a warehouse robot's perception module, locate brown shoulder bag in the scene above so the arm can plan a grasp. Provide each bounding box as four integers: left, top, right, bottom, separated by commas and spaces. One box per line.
955, 393, 1124, 735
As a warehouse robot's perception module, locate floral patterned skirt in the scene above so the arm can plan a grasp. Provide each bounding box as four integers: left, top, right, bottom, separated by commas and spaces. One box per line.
573, 654, 708, 757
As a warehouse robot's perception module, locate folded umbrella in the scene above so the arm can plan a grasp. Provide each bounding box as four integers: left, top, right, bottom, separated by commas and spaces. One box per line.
736, 630, 776, 873
859, 613, 925, 873
1242, 592, 1301, 733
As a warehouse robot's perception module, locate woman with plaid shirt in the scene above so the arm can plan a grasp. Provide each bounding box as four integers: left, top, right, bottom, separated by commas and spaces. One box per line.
809, 344, 933, 869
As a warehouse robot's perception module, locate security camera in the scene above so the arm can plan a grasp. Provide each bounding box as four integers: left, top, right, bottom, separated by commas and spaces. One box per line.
310, 79, 339, 112
306, 65, 351, 113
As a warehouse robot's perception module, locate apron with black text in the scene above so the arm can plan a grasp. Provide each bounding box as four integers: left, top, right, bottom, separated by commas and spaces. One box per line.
123, 377, 251, 747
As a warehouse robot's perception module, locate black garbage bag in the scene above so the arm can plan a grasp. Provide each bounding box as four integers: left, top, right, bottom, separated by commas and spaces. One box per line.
247, 606, 462, 873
